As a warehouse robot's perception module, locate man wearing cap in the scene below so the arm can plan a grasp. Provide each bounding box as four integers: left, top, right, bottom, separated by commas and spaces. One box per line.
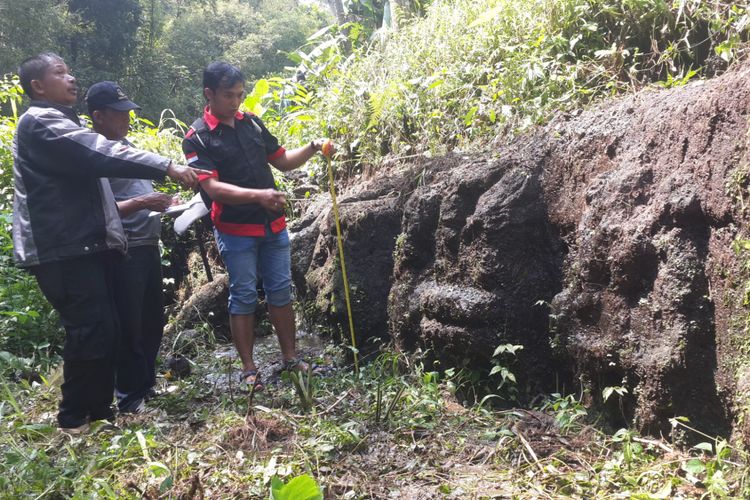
87, 81, 172, 413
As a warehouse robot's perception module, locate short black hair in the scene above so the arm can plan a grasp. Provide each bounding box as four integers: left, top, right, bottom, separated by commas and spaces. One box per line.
202, 61, 245, 93
18, 52, 64, 98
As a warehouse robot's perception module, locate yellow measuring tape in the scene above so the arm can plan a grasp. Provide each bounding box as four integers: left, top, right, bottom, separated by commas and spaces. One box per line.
324, 144, 359, 374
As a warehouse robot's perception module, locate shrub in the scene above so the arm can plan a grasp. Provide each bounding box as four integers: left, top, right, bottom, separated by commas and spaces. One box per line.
258, 0, 750, 173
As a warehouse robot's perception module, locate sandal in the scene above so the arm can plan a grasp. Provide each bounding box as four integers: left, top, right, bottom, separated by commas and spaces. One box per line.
282, 358, 327, 375
281, 357, 308, 373
240, 369, 264, 392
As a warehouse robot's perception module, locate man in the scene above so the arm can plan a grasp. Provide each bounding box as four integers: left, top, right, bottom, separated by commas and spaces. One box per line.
12, 53, 206, 432
182, 61, 333, 391
86, 81, 172, 413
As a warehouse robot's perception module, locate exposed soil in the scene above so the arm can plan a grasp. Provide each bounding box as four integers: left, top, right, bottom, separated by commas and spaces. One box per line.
289, 63, 750, 437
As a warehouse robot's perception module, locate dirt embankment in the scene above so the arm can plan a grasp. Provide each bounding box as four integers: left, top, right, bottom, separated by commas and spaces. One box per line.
290, 64, 750, 437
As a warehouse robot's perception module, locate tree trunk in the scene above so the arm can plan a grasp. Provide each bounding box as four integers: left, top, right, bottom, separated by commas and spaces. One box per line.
326, 0, 346, 24
389, 0, 411, 31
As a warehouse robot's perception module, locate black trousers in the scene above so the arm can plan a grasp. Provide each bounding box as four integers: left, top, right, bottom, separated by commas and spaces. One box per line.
31, 252, 120, 428
113, 245, 164, 411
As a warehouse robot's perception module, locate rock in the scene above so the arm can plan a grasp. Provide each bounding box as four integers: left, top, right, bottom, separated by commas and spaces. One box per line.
166, 274, 230, 339
292, 182, 405, 353
166, 355, 191, 379
289, 63, 750, 436
541, 71, 749, 436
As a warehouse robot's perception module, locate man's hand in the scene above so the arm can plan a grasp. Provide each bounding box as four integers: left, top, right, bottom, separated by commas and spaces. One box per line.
117, 192, 173, 217
166, 162, 210, 189
271, 139, 337, 172
312, 139, 336, 158
137, 192, 173, 212
257, 188, 287, 212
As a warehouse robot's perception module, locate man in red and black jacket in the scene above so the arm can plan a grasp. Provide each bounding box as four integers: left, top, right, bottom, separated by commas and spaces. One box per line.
182, 61, 333, 390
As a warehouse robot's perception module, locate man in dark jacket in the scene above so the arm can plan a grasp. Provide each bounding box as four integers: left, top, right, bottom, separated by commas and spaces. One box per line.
182, 61, 333, 391
12, 53, 205, 432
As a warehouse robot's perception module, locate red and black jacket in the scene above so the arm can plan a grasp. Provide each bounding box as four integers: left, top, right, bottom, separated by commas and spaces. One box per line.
181, 108, 286, 237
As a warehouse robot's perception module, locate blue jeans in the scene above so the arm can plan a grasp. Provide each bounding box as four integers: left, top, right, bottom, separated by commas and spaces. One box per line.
214, 228, 293, 315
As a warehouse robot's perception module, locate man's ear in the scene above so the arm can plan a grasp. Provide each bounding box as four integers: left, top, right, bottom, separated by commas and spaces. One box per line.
203, 88, 212, 101
30, 79, 44, 98
91, 110, 102, 123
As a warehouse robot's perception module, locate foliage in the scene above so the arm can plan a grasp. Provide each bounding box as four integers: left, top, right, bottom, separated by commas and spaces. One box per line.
603, 384, 628, 403
0, 0, 332, 122
269, 474, 323, 500
542, 392, 588, 432
2, 343, 750, 498
324, 0, 434, 30
128, 111, 187, 166
481, 343, 523, 404
67, 0, 143, 82
0, 75, 22, 211
256, 0, 750, 176
0, 0, 74, 77
283, 363, 318, 412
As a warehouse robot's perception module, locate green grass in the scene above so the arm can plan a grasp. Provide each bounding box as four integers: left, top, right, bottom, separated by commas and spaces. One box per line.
2, 344, 749, 498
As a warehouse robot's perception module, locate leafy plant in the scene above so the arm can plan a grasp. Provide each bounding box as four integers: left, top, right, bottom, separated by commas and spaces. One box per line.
541, 392, 588, 432
486, 343, 523, 402
284, 364, 317, 412
611, 427, 645, 468
603, 382, 628, 401
254, 0, 750, 182
269, 474, 323, 500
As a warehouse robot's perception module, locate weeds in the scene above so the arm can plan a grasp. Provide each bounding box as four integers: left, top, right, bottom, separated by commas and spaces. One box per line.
542, 392, 588, 433
2, 342, 750, 497
256, 0, 750, 176
284, 364, 317, 413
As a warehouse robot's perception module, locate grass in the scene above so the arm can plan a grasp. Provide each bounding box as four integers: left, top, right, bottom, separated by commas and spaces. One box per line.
1, 339, 749, 498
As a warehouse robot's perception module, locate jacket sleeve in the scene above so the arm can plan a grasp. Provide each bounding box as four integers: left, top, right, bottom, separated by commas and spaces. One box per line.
25, 108, 170, 180
182, 131, 218, 182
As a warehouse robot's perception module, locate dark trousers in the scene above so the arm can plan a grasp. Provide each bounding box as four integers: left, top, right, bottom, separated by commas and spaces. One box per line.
31, 253, 120, 428
113, 245, 164, 411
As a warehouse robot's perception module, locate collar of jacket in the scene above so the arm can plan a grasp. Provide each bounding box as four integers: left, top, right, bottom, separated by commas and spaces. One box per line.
203, 106, 246, 131
29, 100, 81, 126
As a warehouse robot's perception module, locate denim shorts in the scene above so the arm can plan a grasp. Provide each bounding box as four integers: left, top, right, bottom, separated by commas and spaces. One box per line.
214, 228, 292, 315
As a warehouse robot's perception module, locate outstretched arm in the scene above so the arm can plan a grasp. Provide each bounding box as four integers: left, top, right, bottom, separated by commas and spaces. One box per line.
28, 108, 207, 187
270, 139, 335, 172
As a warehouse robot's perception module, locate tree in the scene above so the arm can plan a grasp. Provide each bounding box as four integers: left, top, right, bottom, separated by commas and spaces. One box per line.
67, 0, 143, 84
0, 0, 73, 76
225, 0, 331, 81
